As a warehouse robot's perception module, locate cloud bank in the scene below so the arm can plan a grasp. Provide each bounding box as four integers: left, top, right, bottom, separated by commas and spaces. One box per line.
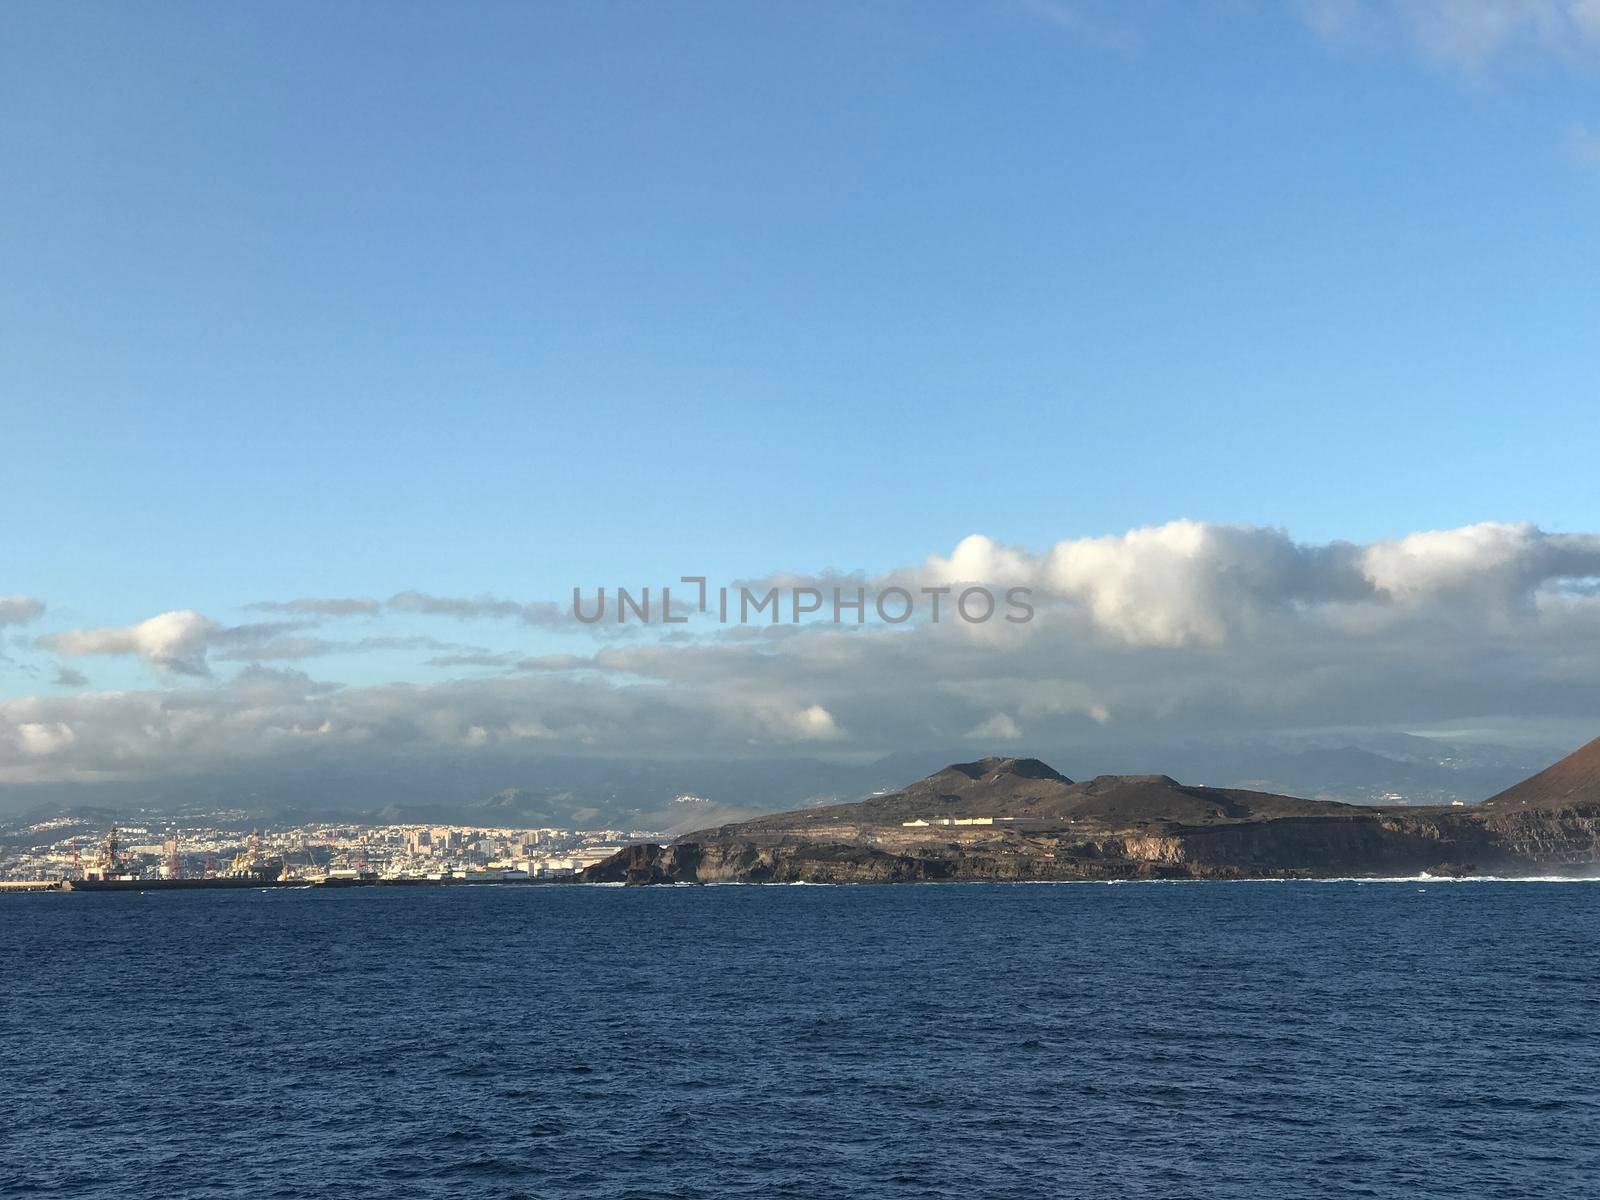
7, 520, 1600, 787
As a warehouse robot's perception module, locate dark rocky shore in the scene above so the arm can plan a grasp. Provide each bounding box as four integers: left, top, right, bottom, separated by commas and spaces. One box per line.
583, 737, 1600, 885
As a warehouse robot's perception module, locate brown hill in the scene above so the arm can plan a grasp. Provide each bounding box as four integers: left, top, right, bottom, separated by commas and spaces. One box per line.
587, 739, 1600, 884
1482, 734, 1600, 810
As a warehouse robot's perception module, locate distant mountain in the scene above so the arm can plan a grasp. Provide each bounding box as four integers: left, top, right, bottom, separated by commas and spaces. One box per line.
373, 783, 773, 835
1053, 737, 1540, 805
0, 810, 121, 854
1200, 745, 1517, 804
0, 733, 1556, 832
0, 753, 949, 831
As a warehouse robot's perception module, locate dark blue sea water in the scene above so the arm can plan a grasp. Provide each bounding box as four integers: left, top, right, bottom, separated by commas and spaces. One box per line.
4, 881, 1600, 1199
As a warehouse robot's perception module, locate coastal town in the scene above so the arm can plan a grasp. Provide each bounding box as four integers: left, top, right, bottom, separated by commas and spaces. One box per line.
0, 817, 656, 887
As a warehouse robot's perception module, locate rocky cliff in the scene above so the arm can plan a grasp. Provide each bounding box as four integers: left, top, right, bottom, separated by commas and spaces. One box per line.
583, 745, 1600, 885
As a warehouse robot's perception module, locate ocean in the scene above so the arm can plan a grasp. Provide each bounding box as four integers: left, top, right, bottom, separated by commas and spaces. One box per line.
3, 880, 1598, 1198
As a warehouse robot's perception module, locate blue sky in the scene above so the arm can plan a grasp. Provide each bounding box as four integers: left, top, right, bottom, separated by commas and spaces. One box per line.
4, 2, 1600, 781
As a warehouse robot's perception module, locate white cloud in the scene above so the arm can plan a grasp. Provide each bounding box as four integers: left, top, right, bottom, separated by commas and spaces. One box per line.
1042, 521, 1316, 646
966, 713, 1023, 741
1358, 521, 1600, 602
40, 610, 219, 676
792, 703, 845, 742
921, 534, 1044, 590
15, 721, 75, 756
903, 521, 1344, 647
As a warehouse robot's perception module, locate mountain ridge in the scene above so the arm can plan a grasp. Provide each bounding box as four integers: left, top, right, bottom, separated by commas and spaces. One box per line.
586, 738, 1600, 884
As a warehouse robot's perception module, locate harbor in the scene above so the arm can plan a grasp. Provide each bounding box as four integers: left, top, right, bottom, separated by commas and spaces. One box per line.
1, 821, 618, 894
